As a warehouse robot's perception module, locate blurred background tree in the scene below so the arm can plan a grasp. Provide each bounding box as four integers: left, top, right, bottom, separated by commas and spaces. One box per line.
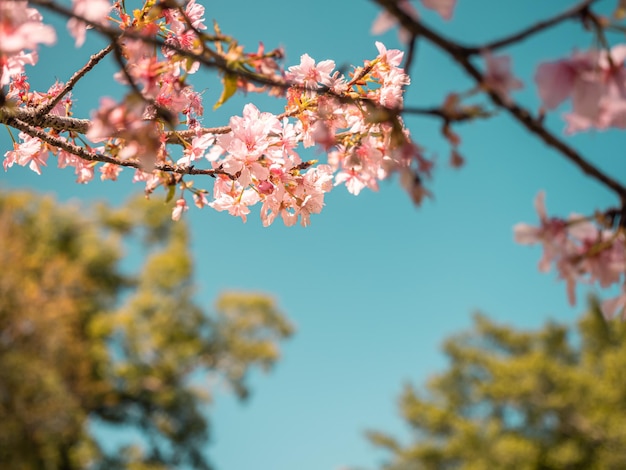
368, 301, 626, 470
0, 191, 293, 470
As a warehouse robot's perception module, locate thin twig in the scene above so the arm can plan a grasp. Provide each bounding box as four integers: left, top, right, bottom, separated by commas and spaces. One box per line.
35, 44, 114, 117
404, 34, 418, 74
465, 0, 598, 54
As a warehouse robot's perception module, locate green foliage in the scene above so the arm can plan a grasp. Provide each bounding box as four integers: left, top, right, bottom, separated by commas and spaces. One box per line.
0, 192, 293, 470
369, 302, 626, 470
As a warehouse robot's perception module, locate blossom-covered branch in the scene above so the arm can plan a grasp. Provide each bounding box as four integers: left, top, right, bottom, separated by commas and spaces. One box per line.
4, 0, 626, 313
372, 0, 626, 316
3, 0, 433, 227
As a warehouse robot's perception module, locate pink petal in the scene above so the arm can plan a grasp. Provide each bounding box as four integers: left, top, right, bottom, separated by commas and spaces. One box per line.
421, 0, 456, 20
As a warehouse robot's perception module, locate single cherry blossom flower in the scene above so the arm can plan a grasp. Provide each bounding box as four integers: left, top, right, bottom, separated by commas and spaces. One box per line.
513, 191, 568, 272
210, 186, 259, 222
172, 198, 189, 221
193, 192, 210, 209
601, 290, 626, 320
482, 51, 523, 100
1, 51, 38, 86
100, 162, 123, 181
74, 159, 95, 183
371, 0, 419, 43
4, 133, 48, 174
286, 54, 335, 89
422, 0, 456, 20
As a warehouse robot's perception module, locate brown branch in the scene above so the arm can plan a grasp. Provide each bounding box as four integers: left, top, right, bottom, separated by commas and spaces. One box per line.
403, 105, 493, 123
373, 0, 626, 201
404, 34, 418, 74
465, 0, 599, 54
35, 44, 114, 117
164, 126, 231, 144
29, 0, 289, 91
5, 117, 225, 177
0, 105, 234, 144
1, 107, 91, 133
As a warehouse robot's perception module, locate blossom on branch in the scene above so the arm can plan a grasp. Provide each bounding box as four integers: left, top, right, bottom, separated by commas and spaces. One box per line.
0, 1, 55, 85
482, 51, 523, 100
515, 192, 626, 306
535, 45, 626, 133
372, 0, 456, 43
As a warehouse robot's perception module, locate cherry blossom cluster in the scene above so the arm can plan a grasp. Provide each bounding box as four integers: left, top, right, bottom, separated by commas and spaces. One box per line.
0, 0, 55, 86
175, 39, 422, 226
2, 0, 427, 227
515, 192, 626, 319
536, 44, 626, 134
3, 0, 626, 311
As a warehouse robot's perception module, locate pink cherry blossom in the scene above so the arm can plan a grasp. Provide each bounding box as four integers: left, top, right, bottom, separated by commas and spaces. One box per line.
193, 192, 210, 209
422, 0, 456, 20
371, 0, 418, 43
68, 0, 111, 47
178, 133, 215, 166
0, 2, 56, 55
4, 132, 48, 174
567, 220, 626, 289
514, 191, 567, 272
515, 192, 626, 306
535, 46, 626, 133
601, 290, 626, 320
482, 51, 523, 100
1, 51, 37, 86
371, 0, 455, 43
100, 162, 123, 181
375, 41, 405, 68
209, 180, 259, 223
74, 160, 95, 183
3, 32, 419, 227
163, 0, 206, 36
534, 52, 596, 110
172, 198, 189, 221
286, 54, 336, 89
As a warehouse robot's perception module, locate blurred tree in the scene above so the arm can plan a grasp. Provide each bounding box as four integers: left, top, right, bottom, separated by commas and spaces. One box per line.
0, 191, 293, 470
368, 302, 626, 470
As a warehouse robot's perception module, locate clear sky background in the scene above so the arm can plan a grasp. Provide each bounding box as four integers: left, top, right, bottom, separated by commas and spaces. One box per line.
2, 1, 626, 469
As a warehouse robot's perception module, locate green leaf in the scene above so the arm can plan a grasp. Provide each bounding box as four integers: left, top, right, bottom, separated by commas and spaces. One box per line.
165, 185, 176, 203
214, 73, 238, 110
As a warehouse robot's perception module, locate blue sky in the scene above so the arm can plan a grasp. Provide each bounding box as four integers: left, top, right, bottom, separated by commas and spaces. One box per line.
2, 1, 626, 469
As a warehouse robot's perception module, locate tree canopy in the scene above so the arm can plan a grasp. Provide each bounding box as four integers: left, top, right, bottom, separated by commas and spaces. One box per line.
369, 301, 626, 469
0, 191, 293, 470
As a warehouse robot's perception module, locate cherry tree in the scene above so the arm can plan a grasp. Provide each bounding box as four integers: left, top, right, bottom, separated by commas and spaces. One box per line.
2, 0, 626, 317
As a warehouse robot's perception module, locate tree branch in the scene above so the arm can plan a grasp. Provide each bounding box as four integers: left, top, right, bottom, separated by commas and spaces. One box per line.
1, 107, 91, 133
5, 117, 226, 177
35, 44, 114, 117
465, 0, 598, 54
373, 0, 626, 202
29, 0, 289, 92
